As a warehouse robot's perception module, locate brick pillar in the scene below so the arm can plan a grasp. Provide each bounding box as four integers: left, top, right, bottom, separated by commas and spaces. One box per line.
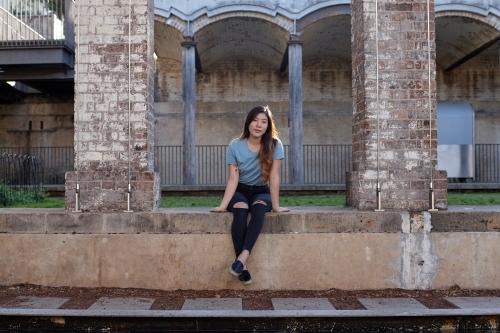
288, 34, 304, 185
347, 0, 447, 211
65, 0, 161, 212
181, 36, 196, 185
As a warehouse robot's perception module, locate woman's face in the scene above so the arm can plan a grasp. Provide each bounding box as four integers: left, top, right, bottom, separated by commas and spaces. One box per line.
248, 112, 269, 139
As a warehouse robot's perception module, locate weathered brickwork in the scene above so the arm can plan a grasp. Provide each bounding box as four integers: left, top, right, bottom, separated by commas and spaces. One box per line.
65, 0, 160, 212
347, 0, 447, 211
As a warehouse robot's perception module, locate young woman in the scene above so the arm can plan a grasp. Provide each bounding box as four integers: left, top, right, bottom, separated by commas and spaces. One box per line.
210, 106, 289, 285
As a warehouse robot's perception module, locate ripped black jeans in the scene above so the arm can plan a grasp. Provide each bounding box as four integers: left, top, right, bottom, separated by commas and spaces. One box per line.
227, 182, 272, 256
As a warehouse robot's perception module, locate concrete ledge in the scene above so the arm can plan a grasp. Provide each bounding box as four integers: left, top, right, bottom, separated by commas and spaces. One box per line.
0, 207, 404, 234
1, 206, 500, 291
1, 206, 500, 234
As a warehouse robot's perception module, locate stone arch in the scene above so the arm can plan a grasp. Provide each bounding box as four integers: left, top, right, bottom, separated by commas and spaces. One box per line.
154, 15, 185, 62
297, 4, 351, 33
436, 9, 500, 32
191, 11, 293, 35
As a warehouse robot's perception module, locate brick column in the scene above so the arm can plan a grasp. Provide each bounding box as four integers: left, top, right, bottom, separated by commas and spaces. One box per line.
288, 34, 304, 185
65, 0, 161, 212
181, 36, 196, 185
347, 0, 447, 211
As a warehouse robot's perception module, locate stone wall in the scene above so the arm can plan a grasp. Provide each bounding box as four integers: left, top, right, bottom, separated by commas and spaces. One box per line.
153, 58, 353, 146
0, 95, 73, 149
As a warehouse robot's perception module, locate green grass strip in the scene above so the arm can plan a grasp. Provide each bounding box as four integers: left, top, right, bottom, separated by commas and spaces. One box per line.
1, 192, 499, 208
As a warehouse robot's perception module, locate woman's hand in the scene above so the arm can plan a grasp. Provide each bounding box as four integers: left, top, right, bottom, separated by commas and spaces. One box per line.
210, 206, 227, 213
272, 207, 290, 213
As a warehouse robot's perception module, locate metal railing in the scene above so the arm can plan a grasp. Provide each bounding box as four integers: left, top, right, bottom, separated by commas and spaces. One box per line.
1, 144, 499, 186
0, 0, 65, 46
1, 147, 73, 185
0, 152, 43, 205
154, 145, 352, 185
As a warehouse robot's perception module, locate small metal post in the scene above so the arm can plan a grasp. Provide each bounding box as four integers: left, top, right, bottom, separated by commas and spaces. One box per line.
375, 180, 384, 212
124, 183, 133, 212
428, 181, 438, 211
73, 183, 82, 212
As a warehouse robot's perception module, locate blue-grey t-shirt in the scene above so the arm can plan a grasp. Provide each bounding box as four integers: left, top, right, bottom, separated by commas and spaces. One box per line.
226, 138, 284, 186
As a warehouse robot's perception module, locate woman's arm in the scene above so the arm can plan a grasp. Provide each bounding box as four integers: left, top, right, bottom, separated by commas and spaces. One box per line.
269, 159, 289, 212
210, 164, 239, 212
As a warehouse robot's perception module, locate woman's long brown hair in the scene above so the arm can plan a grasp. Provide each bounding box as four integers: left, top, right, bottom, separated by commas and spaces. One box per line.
240, 106, 279, 184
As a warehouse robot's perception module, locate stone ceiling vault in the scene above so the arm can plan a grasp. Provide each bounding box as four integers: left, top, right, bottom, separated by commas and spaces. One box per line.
194, 17, 289, 70
153, 10, 500, 72
435, 15, 500, 71
154, 21, 184, 62
299, 14, 351, 63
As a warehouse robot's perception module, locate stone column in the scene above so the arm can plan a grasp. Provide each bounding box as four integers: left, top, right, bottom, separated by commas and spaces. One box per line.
65, 0, 160, 212
347, 0, 447, 211
181, 36, 196, 185
288, 34, 304, 185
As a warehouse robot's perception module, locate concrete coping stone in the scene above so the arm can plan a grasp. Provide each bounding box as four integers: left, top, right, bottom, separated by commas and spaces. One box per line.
87, 297, 155, 310
0, 206, 499, 234
181, 298, 242, 311
358, 298, 428, 310
0, 296, 69, 309
445, 297, 500, 309
272, 298, 336, 310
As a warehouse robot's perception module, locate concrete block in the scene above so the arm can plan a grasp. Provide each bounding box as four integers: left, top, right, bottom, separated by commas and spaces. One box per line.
445, 297, 500, 309
87, 297, 155, 310
47, 213, 105, 234
2, 296, 69, 309
272, 298, 335, 310
431, 209, 500, 232
261, 212, 305, 234
359, 298, 427, 310
169, 212, 231, 234
181, 298, 242, 310
303, 211, 402, 233
0, 212, 45, 233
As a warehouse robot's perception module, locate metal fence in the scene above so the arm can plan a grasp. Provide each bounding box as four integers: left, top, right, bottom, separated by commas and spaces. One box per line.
1, 144, 499, 186
154, 145, 352, 185
0, 0, 65, 45
0, 152, 43, 205
475, 144, 500, 183
0, 147, 73, 185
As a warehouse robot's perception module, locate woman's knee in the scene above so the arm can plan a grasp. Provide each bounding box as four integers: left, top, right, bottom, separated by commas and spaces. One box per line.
252, 194, 272, 208
233, 201, 249, 209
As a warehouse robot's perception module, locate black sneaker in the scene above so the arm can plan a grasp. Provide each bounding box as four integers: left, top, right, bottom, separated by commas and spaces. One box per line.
238, 269, 252, 285
229, 259, 244, 276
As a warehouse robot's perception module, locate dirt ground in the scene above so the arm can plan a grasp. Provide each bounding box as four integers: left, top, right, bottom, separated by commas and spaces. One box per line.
2, 284, 500, 310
